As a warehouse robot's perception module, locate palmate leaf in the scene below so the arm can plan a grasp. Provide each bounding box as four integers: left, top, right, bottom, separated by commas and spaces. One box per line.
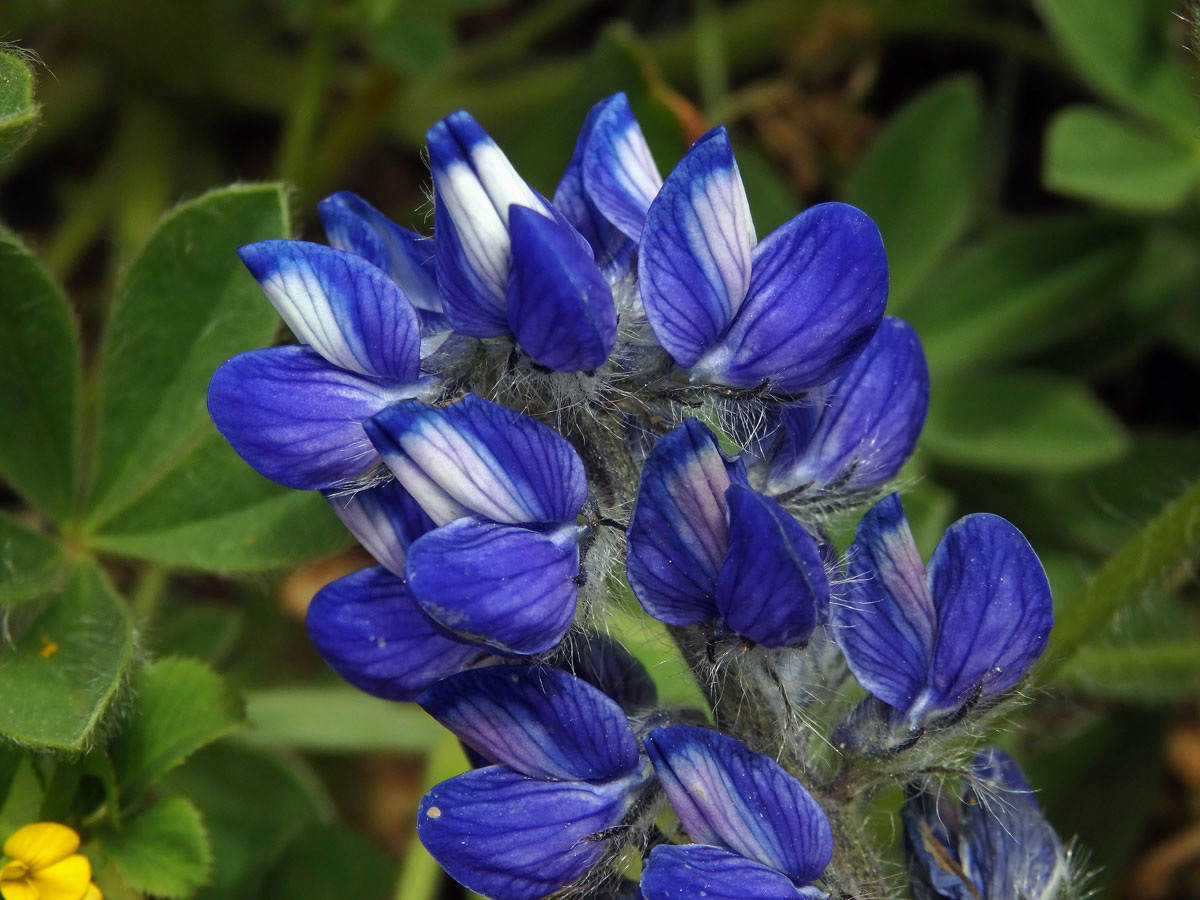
0, 512, 67, 605
99, 796, 213, 900
0, 49, 40, 162
0, 562, 134, 751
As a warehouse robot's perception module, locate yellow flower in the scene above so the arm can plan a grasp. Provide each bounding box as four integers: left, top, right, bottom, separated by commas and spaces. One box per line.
0, 823, 100, 900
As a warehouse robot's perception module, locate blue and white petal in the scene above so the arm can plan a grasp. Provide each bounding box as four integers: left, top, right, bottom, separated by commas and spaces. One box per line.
580, 92, 663, 242
208, 345, 424, 490
405, 517, 580, 656
716, 485, 828, 648
237, 240, 421, 380
319, 190, 442, 313
962, 749, 1065, 900
417, 666, 639, 781
366, 393, 588, 526
645, 725, 833, 885
323, 479, 436, 577
833, 494, 936, 713
765, 317, 929, 496
506, 205, 617, 372
418, 766, 640, 900
306, 566, 488, 701
916, 514, 1053, 721
642, 845, 827, 900
626, 419, 745, 626
692, 202, 887, 392
639, 127, 756, 366
428, 111, 548, 337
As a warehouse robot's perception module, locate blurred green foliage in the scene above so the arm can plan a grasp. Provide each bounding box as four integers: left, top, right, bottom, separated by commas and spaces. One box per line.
1, 1, 1199, 898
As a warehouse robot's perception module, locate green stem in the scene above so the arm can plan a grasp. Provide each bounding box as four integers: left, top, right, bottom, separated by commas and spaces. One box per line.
130, 564, 168, 621
1039, 474, 1200, 680
693, 0, 729, 117
275, 25, 336, 191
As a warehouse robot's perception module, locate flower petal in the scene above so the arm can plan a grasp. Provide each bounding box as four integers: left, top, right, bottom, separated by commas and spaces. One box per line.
641, 845, 821, 900
3, 823, 80, 870
693, 202, 887, 392
626, 419, 744, 626
765, 317, 929, 496
208, 346, 425, 490
550, 631, 658, 714
237, 240, 421, 380
417, 766, 639, 900
306, 565, 488, 700
318, 190, 442, 313
645, 725, 833, 884
323, 480, 436, 577
580, 92, 663, 242
553, 101, 635, 279
417, 666, 639, 780
716, 485, 828, 648
901, 780, 977, 900
26, 855, 91, 900
406, 517, 579, 655
506, 205, 617, 372
833, 494, 936, 714
639, 127, 756, 366
366, 393, 588, 526
918, 514, 1053, 720
428, 111, 547, 337
962, 749, 1065, 900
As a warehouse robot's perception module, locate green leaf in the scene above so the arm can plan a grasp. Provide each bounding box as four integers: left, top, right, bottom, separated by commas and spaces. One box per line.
1044, 106, 1199, 212
0, 49, 40, 161
1057, 640, 1200, 702
100, 796, 213, 900
153, 603, 246, 664
0, 756, 43, 839
1042, 474, 1200, 677
109, 657, 244, 801
0, 562, 133, 750
89, 431, 351, 573
162, 742, 327, 900
923, 371, 1128, 474
242, 685, 442, 754
395, 731, 469, 900
368, 10, 455, 76
904, 218, 1138, 378
263, 823, 392, 900
86, 184, 288, 528
1034, 0, 1197, 131
0, 227, 81, 520
843, 76, 983, 310
0, 512, 67, 604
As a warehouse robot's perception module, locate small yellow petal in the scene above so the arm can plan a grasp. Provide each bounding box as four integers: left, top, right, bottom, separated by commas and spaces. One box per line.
4, 822, 81, 871
0, 879, 39, 900
32, 853, 92, 900
82, 883, 103, 900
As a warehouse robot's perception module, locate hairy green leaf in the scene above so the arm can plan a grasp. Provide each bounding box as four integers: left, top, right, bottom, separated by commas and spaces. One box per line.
0, 512, 67, 605
0, 228, 81, 520
0, 562, 134, 750
86, 184, 288, 528
0, 49, 41, 161
109, 657, 244, 801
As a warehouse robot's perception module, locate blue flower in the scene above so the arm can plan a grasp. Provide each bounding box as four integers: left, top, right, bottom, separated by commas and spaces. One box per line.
427, 111, 617, 372
903, 747, 1066, 900
641, 725, 833, 900
208, 240, 437, 490
626, 418, 830, 647
553, 92, 663, 280
416, 667, 654, 900
759, 316, 929, 502
833, 493, 1053, 741
638, 127, 888, 392
306, 480, 495, 700
364, 393, 589, 655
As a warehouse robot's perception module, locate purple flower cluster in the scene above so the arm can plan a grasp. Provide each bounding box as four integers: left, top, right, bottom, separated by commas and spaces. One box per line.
208, 93, 1063, 900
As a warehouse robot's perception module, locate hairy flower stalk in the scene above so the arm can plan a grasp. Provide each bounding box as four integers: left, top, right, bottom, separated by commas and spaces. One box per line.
209, 92, 1068, 900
